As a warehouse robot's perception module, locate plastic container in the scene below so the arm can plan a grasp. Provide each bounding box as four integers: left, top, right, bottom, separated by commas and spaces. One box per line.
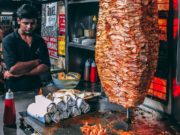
84, 60, 90, 81
90, 61, 97, 83
92, 15, 97, 38
84, 29, 94, 38
3, 89, 16, 126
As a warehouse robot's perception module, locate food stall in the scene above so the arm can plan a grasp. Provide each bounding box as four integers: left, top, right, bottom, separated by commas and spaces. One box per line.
0, 0, 180, 134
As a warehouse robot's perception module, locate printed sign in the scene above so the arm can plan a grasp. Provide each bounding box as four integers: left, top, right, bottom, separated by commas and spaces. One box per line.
59, 14, 65, 35
46, 3, 57, 26
58, 36, 66, 56
1, 16, 12, 25
43, 36, 58, 58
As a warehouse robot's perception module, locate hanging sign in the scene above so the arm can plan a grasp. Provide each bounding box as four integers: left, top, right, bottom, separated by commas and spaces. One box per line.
46, 3, 57, 27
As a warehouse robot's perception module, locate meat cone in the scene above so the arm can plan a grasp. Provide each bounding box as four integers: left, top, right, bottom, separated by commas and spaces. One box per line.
95, 0, 159, 108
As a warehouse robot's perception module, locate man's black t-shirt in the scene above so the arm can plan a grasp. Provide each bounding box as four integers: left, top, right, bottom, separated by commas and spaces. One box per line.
2, 31, 50, 91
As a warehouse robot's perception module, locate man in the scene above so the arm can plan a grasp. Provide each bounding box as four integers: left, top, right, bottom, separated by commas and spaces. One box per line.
3, 4, 51, 91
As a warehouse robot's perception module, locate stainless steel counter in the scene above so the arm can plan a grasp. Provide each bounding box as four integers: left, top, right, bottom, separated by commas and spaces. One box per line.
0, 91, 35, 135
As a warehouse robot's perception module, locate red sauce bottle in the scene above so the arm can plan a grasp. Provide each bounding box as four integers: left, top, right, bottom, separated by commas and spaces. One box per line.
3, 89, 16, 126
90, 61, 97, 83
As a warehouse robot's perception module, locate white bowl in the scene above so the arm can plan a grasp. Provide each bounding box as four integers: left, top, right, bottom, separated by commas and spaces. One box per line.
53, 78, 80, 89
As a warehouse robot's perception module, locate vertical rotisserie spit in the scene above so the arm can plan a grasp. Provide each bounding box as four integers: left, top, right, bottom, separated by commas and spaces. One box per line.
95, 0, 159, 108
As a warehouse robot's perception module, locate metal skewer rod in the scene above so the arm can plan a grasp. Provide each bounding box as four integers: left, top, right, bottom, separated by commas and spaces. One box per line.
126, 108, 131, 124
127, 108, 129, 119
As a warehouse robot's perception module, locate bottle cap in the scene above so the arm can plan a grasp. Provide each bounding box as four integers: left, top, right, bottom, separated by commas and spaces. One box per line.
5, 89, 14, 99
93, 16, 97, 22
91, 61, 96, 67
85, 60, 90, 66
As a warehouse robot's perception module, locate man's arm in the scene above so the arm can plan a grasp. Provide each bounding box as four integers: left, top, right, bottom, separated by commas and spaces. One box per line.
4, 63, 49, 79
25, 64, 49, 76
9, 59, 41, 75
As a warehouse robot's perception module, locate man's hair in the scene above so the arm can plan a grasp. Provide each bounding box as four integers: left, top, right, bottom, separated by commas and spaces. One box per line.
16, 4, 38, 19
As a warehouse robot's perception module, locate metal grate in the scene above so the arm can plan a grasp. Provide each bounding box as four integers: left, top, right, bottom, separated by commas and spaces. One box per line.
148, 77, 167, 101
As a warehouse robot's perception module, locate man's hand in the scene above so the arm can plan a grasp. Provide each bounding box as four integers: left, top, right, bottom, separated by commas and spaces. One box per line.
4, 71, 22, 79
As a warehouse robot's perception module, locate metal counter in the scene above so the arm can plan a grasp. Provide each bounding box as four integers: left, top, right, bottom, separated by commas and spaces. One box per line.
0, 82, 180, 135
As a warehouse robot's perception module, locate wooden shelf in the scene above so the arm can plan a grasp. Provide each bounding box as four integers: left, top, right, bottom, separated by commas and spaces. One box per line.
69, 42, 95, 51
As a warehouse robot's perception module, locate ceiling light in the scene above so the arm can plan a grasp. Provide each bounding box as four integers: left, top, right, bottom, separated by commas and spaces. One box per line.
1, 12, 13, 15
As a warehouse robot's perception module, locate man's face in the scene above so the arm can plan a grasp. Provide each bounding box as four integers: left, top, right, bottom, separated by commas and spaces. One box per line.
17, 18, 37, 35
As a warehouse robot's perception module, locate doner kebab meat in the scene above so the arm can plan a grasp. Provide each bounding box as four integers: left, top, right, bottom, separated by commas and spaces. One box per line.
95, 0, 159, 108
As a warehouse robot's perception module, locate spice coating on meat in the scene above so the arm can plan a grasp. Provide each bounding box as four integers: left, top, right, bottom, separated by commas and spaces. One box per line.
95, 0, 159, 108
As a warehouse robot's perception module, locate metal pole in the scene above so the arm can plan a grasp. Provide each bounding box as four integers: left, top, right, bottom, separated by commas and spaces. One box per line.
64, 0, 69, 73
126, 108, 131, 124
126, 108, 129, 119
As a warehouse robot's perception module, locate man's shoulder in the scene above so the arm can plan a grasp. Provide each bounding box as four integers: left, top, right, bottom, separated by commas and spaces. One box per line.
3, 32, 16, 42
33, 34, 44, 41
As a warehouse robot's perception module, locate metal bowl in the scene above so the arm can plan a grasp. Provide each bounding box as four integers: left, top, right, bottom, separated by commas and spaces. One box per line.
72, 37, 85, 44
72, 38, 82, 44
53, 78, 80, 89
